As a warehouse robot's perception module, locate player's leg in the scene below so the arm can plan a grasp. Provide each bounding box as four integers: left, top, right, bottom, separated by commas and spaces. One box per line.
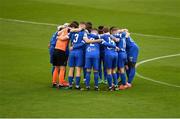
68, 52, 75, 88
93, 57, 99, 91
52, 49, 60, 87
85, 57, 92, 90
68, 67, 74, 88
127, 46, 139, 86
112, 53, 118, 90
75, 53, 84, 89
98, 58, 103, 84
58, 52, 69, 87
75, 66, 82, 89
105, 54, 113, 90
103, 56, 107, 84
118, 53, 128, 90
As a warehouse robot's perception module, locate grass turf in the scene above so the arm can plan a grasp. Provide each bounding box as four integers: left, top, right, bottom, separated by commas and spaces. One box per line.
0, 0, 180, 117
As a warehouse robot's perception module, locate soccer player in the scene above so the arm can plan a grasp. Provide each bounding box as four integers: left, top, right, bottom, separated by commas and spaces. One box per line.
100, 27, 119, 91
98, 26, 108, 84
68, 22, 101, 90
52, 23, 71, 88
125, 31, 139, 88
111, 28, 128, 90
48, 25, 66, 75
84, 28, 100, 90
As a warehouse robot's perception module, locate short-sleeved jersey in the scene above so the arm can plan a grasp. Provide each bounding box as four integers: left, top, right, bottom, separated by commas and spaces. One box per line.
50, 32, 58, 48
85, 33, 100, 58
69, 30, 86, 52
55, 28, 69, 51
113, 32, 126, 52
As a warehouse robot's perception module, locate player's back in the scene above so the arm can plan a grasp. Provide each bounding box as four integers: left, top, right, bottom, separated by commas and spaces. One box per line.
126, 36, 138, 50
55, 28, 69, 51
85, 33, 100, 57
69, 30, 86, 52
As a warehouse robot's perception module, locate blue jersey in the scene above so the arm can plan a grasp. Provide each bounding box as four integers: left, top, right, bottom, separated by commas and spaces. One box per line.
126, 36, 139, 62
126, 36, 138, 50
69, 30, 86, 52
100, 33, 116, 53
113, 32, 126, 52
85, 33, 100, 58
50, 32, 58, 48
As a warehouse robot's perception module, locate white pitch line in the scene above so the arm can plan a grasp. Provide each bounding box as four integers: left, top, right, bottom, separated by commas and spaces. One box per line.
132, 32, 180, 40
136, 53, 180, 88
0, 17, 57, 26
1, 17, 180, 40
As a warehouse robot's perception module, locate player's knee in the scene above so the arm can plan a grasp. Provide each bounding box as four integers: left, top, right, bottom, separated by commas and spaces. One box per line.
118, 68, 125, 73
93, 70, 98, 73
86, 69, 91, 72
107, 69, 112, 74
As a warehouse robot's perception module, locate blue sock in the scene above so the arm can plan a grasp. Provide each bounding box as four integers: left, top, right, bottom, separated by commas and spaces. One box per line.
68, 76, 73, 86
107, 74, 112, 87
112, 73, 118, 86
104, 70, 107, 81
85, 72, 91, 87
99, 66, 102, 80
83, 68, 86, 79
128, 67, 136, 84
126, 68, 130, 79
51, 66, 55, 75
75, 77, 81, 87
94, 72, 99, 87
117, 72, 119, 80
120, 73, 126, 85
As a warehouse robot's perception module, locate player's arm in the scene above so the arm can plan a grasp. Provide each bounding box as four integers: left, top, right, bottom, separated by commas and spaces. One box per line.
71, 41, 85, 50
57, 30, 69, 40
101, 40, 120, 51
70, 28, 82, 32
83, 37, 102, 43
110, 35, 120, 42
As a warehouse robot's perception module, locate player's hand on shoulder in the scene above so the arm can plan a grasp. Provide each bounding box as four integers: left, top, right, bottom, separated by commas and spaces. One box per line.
115, 46, 120, 51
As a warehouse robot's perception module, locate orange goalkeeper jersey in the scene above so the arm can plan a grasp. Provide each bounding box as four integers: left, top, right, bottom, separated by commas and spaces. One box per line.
55, 28, 69, 51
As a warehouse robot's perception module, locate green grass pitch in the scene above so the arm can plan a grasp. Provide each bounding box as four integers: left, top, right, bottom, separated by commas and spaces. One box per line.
0, 0, 180, 118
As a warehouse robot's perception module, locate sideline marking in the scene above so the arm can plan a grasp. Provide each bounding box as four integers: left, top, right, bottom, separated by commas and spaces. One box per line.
136, 54, 180, 88
1, 17, 180, 40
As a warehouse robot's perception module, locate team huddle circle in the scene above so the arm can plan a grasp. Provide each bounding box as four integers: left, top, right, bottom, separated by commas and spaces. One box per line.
48, 21, 139, 91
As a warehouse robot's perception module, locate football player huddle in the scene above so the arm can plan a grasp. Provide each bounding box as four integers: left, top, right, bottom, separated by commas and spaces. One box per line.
48, 21, 139, 91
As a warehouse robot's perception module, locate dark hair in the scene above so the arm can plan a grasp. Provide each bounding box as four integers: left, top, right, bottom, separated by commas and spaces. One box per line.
71, 21, 79, 27
110, 26, 118, 34
86, 22, 93, 32
98, 25, 104, 34
98, 25, 104, 30
69, 21, 78, 28
103, 27, 109, 33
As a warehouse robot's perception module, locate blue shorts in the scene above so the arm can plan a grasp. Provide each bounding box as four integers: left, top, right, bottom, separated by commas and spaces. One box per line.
127, 46, 139, 63
85, 55, 99, 71
105, 51, 118, 69
118, 52, 127, 68
68, 50, 84, 67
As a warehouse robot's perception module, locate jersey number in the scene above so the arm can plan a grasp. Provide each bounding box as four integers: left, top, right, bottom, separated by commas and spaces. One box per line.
73, 34, 79, 43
